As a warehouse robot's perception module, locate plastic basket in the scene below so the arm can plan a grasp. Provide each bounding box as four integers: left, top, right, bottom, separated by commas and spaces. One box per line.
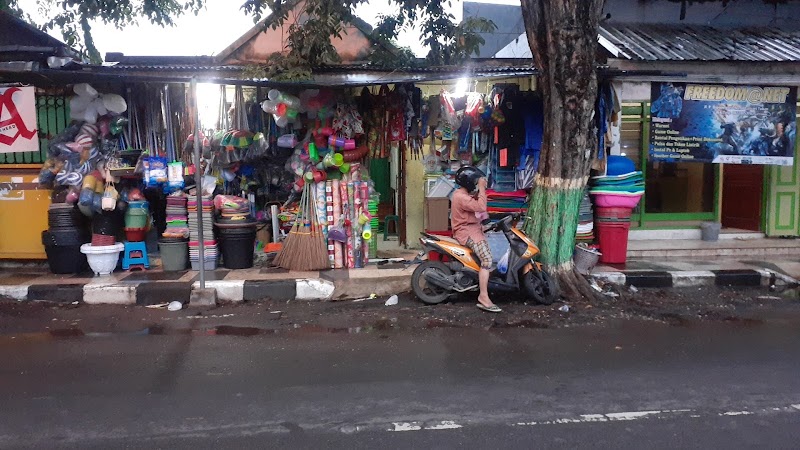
574, 245, 601, 274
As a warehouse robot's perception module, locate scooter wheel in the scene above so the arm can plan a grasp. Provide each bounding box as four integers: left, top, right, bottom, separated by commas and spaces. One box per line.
412, 261, 453, 305
523, 268, 558, 305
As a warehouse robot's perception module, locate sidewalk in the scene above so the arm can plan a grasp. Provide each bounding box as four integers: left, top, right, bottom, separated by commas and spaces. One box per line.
0, 255, 797, 306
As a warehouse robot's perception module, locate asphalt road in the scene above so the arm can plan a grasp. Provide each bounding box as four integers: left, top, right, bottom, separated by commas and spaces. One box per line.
1, 318, 800, 449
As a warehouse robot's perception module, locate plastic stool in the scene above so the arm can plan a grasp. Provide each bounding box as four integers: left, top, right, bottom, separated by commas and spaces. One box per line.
384, 215, 400, 241
122, 241, 150, 270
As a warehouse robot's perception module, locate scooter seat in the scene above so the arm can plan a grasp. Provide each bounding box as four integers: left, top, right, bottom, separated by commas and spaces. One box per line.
428, 234, 461, 245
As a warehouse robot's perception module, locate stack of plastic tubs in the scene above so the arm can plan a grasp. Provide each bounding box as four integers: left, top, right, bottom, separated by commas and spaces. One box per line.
188, 197, 216, 270
160, 194, 189, 271
590, 156, 643, 264
43, 203, 89, 274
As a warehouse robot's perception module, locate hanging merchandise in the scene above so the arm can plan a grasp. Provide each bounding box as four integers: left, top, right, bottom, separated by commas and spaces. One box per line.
146, 156, 168, 187
168, 162, 185, 191
38, 84, 127, 197
69, 83, 128, 125
101, 178, 118, 211
217, 84, 229, 131
332, 102, 364, 139
161, 85, 177, 162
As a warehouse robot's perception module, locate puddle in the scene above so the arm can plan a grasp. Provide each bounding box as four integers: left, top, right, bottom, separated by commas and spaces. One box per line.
49, 328, 85, 338
489, 320, 549, 329
214, 326, 264, 336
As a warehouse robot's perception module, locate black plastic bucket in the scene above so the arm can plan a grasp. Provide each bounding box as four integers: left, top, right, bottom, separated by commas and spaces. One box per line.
92, 211, 122, 236
44, 244, 88, 274
219, 231, 256, 269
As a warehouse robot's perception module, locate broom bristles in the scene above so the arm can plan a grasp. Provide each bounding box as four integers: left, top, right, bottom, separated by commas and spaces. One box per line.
274, 184, 332, 272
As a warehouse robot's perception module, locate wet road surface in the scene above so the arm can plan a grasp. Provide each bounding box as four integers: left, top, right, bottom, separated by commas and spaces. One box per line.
1, 319, 800, 448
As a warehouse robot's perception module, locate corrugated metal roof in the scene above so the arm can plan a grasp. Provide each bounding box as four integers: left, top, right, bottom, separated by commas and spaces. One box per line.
100, 62, 535, 75
599, 24, 800, 62
1, 63, 534, 88
104, 64, 243, 71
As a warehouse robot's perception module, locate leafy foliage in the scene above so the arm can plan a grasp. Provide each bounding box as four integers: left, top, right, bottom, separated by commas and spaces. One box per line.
1, 0, 205, 63
242, 0, 367, 80
374, 2, 495, 65
242, 0, 494, 79
4, 0, 493, 75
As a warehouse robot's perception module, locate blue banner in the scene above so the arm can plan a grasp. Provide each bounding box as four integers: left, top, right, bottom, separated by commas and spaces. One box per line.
649, 82, 797, 166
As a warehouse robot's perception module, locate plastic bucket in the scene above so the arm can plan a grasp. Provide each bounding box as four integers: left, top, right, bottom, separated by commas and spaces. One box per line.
220, 232, 256, 269
92, 213, 121, 236
596, 222, 631, 264
595, 207, 633, 220
700, 222, 721, 242
124, 227, 147, 242
127, 201, 149, 212
159, 241, 189, 271
124, 214, 149, 229
44, 244, 88, 274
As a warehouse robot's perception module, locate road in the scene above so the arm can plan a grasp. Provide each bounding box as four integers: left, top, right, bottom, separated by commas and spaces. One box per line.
1, 318, 800, 449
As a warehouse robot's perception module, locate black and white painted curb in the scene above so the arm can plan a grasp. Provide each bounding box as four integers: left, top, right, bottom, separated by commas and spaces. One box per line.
0, 278, 338, 305
1, 267, 789, 305
591, 269, 779, 288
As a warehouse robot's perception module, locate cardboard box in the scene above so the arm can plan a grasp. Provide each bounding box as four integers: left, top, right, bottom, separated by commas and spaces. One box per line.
425, 197, 450, 232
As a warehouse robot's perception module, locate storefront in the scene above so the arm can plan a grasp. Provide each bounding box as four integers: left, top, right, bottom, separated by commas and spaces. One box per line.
0, 11, 79, 259
0, 51, 537, 269
601, 24, 800, 240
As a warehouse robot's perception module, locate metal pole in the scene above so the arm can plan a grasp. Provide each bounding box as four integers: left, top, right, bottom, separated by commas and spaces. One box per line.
191, 78, 205, 289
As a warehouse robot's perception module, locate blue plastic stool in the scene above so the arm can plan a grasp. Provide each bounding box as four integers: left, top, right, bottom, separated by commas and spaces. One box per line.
384, 215, 400, 241
122, 241, 149, 270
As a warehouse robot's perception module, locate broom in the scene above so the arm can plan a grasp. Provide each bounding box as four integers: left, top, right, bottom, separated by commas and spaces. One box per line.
309, 187, 331, 270
273, 183, 329, 271
271, 186, 304, 270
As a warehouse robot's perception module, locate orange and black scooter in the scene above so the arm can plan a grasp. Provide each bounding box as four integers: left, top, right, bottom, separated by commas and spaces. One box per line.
411, 213, 558, 305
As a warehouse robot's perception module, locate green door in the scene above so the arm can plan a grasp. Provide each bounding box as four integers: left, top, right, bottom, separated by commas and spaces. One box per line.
765, 123, 800, 236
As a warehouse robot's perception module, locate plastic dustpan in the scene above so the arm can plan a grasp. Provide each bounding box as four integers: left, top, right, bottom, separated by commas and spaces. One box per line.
327, 226, 347, 242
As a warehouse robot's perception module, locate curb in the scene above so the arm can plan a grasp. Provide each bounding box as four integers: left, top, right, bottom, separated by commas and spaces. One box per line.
591, 269, 771, 288
7, 267, 775, 305
4, 266, 415, 305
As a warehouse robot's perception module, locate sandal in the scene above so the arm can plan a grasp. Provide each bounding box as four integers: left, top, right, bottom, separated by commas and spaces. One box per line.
477, 303, 502, 313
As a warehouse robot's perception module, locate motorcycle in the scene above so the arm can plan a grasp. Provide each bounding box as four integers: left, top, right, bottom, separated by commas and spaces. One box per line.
411, 214, 558, 305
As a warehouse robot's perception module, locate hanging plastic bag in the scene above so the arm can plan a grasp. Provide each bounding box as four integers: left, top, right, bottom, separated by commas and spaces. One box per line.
101, 179, 118, 211
497, 249, 510, 274
147, 156, 168, 187
168, 162, 185, 191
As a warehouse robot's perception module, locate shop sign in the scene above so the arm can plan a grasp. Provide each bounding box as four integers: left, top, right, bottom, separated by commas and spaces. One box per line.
0, 86, 38, 154
649, 82, 797, 166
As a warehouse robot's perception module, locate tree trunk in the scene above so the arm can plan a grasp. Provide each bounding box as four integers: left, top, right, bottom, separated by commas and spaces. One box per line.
520, 0, 605, 299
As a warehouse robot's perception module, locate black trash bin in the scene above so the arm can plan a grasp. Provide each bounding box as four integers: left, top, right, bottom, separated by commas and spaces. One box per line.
218, 227, 256, 269
42, 231, 89, 274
